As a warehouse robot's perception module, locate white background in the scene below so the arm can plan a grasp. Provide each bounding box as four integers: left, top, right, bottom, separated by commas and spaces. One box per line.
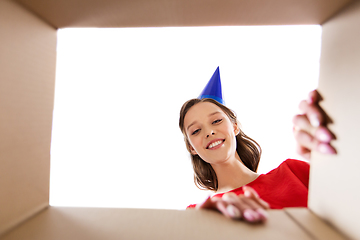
50, 26, 321, 209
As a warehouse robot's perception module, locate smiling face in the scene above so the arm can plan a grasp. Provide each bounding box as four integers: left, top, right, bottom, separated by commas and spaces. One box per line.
184, 101, 240, 165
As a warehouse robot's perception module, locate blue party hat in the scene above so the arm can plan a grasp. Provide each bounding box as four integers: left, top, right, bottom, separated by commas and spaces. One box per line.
198, 67, 224, 104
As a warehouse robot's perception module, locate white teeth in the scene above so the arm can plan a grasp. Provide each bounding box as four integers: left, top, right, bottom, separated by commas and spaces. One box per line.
208, 140, 223, 149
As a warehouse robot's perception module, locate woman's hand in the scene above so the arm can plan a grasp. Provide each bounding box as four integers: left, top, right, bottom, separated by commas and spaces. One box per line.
196, 186, 269, 223
293, 90, 337, 160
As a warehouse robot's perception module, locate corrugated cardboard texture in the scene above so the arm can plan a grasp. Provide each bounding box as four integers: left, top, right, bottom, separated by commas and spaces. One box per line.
0, 0, 56, 236
309, 1, 360, 239
285, 208, 347, 240
1, 207, 313, 240
16, 0, 353, 28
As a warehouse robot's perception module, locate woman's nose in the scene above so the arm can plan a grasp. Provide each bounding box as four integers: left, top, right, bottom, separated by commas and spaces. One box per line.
206, 131, 215, 138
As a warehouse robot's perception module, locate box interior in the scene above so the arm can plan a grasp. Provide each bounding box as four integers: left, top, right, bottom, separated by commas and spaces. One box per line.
1, 0, 359, 238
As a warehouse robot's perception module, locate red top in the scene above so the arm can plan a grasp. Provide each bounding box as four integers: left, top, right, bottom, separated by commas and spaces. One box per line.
187, 159, 309, 209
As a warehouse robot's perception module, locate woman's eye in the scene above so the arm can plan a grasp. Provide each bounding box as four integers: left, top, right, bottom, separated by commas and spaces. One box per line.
213, 119, 223, 124
192, 129, 200, 135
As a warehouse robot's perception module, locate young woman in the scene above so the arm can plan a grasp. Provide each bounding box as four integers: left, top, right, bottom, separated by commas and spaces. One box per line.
179, 90, 336, 223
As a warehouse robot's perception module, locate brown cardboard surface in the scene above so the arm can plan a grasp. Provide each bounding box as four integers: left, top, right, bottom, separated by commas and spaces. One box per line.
0, 0, 56, 236
1, 0, 360, 239
15, 0, 353, 28
309, 0, 360, 239
285, 208, 347, 240
1, 207, 313, 240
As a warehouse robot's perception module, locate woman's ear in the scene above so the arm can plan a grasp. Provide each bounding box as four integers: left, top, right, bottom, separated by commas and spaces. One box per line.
234, 122, 240, 136
189, 144, 198, 155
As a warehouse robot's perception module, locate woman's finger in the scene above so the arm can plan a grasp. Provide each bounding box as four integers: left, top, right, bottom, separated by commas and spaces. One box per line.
223, 191, 268, 223
215, 199, 237, 219
243, 186, 270, 209
293, 115, 335, 143
299, 100, 324, 127
307, 89, 323, 104
294, 90, 337, 158
225, 204, 241, 219
211, 196, 242, 219
198, 195, 243, 220
316, 142, 337, 155
197, 191, 268, 223
235, 197, 266, 223
293, 128, 317, 151
222, 193, 261, 222
293, 114, 315, 136
294, 128, 336, 153
301, 91, 334, 126
241, 187, 269, 221
222, 192, 250, 211
314, 126, 336, 143
240, 197, 268, 222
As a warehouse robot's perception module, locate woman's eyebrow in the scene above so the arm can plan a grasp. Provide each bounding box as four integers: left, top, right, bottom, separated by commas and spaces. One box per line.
209, 111, 221, 117
186, 111, 221, 130
187, 122, 197, 131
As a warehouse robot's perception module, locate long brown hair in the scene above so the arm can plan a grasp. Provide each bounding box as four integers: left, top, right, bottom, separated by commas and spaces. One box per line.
179, 98, 261, 191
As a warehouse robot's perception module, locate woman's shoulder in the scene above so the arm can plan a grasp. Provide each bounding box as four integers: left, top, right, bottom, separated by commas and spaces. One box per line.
282, 158, 310, 166
268, 158, 310, 187
265, 158, 309, 176
280, 158, 310, 173
248, 159, 309, 187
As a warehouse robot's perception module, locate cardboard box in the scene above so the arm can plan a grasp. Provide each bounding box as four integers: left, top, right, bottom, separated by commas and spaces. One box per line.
0, 0, 359, 239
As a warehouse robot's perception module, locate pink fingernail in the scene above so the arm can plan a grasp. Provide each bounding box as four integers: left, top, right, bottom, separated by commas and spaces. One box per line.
256, 209, 268, 219
243, 210, 254, 221
243, 210, 259, 222
307, 96, 314, 104
227, 205, 241, 218
318, 143, 336, 154
318, 131, 331, 142
244, 190, 251, 197
309, 115, 320, 127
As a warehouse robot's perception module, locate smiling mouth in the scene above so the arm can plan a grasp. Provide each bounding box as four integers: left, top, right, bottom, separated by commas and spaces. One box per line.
207, 140, 225, 149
